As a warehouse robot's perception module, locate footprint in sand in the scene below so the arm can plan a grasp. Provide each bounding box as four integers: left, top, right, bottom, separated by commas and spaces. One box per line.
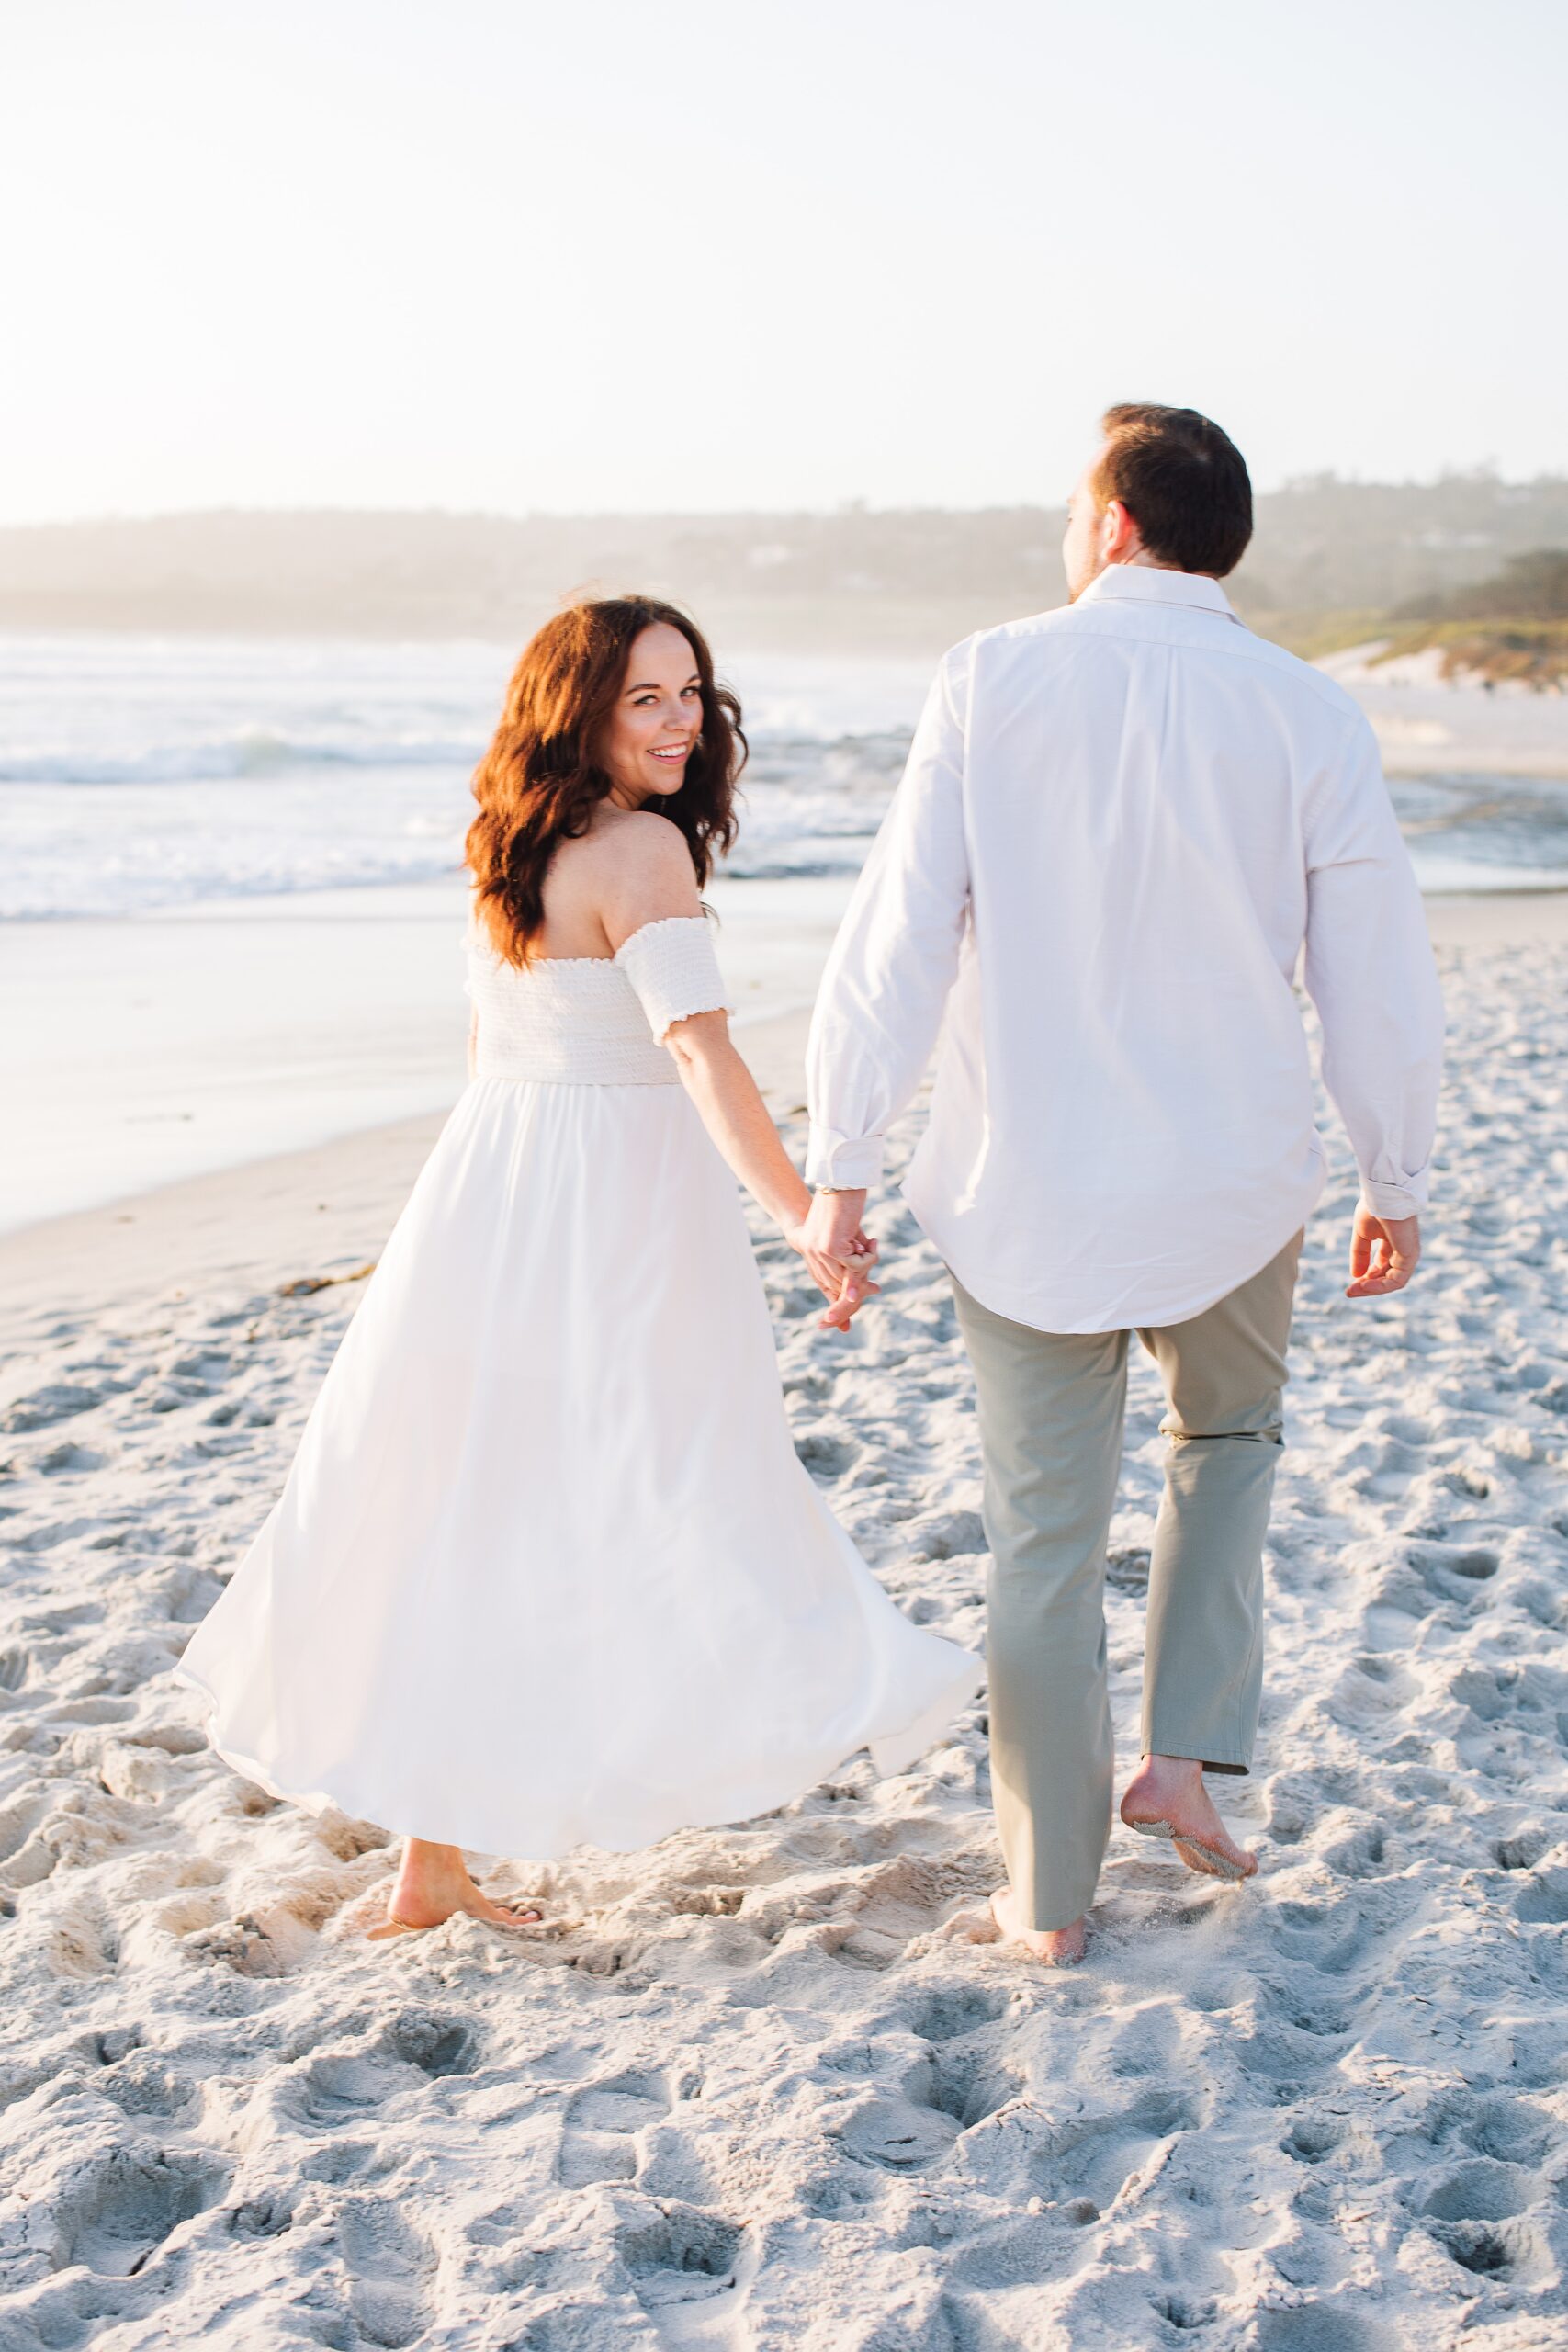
384, 2010, 479, 2080
897, 1984, 1021, 2136
793, 1430, 855, 1481
0, 1788, 51, 1879
0, 1383, 109, 1435
1319, 1821, 1388, 1880
46, 2144, 222, 2282
1021, 2086, 1200, 2215
906, 1508, 987, 1561
285, 2048, 408, 2131
1280, 2112, 1349, 2166
1461, 2093, 1558, 2167
1251, 2308, 1390, 2352
904, 1984, 1010, 2043
336, 2194, 435, 2351
615, 2203, 752, 2333
1513, 1868, 1568, 1924
837, 2089, 961, 2173
36, 1441, 107, 1474
1414, 2155, 1547, 2285
95, 2050, 195, 2121
556, 2069, 672, 2188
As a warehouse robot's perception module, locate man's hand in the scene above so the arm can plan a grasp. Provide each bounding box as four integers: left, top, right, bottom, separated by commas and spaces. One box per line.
1347, 1205, 1421, 1298
795, 1187, 878, 1332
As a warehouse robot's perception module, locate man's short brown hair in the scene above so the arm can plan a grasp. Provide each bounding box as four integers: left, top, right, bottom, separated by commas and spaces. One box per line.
1091, 404, 1253, 577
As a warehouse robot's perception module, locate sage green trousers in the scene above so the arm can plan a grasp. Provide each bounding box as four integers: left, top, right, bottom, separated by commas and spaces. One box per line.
952, 1233, 1303, 1931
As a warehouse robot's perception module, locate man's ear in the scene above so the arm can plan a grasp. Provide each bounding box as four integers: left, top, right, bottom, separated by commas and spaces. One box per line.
1100, 498, 1138, 561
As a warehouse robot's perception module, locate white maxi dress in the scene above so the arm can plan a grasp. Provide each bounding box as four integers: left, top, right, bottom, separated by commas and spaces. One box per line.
178, 915, 980, 1856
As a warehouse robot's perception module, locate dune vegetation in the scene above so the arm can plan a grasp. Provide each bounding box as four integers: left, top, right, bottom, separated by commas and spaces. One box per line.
1371, 548, 1568, 688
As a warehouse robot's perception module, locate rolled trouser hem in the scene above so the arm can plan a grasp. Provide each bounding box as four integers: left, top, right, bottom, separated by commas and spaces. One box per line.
1140, 1729, 1251, 1776
1016, 1885, 1100, 1934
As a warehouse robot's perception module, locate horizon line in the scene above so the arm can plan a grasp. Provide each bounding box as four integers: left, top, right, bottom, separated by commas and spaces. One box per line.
3, 464, 1566, 536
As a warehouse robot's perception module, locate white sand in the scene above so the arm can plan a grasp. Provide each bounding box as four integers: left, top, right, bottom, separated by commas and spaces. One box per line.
2, 899, 1567, 2347
0, 873, 854, 1237
1316, 646, 1568, 779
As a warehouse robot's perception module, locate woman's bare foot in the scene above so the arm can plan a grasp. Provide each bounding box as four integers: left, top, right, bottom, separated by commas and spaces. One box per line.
1121, 1755, 1257, 1883
368, 1839, 543, 1939
941, 1885, 1087, 1965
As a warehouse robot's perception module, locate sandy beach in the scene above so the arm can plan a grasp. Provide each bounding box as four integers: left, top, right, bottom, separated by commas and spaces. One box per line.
0, 873, 856, 1238
6, 0, 1568, 2333
0, 890, 1564, 2347
1319, 647, 1568, 783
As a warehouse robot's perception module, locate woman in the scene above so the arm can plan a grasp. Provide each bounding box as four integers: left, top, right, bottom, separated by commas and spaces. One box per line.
178, 596, 980, 1939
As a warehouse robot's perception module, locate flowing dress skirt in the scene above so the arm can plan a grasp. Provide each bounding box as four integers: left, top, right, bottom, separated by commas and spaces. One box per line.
177, 1077, 980, 1855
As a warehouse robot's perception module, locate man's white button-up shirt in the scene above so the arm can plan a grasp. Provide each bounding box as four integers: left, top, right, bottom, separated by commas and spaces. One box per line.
806, 565, 1444, 1335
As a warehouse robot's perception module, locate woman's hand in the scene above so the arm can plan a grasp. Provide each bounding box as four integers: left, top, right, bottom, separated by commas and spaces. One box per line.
657, 1015, 879, 1329
788, 1190, 880, 1331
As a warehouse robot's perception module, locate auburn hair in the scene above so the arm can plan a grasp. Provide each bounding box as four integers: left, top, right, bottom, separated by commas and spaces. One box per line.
1091, 403, 1253, 578
466, 595, 745, 965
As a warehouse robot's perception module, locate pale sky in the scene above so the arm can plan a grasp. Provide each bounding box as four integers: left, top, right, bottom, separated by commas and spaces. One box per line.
2, 0, 1562, 524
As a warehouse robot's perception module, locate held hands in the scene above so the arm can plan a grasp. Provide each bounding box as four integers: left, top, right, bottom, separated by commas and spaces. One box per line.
791, 1195, 1424, 1317
787, 1187, 880, 1332
1347, 1204, 1421, 1299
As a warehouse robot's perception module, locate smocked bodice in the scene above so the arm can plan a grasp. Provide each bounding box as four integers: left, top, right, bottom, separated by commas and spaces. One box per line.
468, 914, 732, 1085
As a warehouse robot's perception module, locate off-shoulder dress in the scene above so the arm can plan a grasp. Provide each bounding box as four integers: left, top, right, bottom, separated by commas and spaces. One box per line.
177, 915, 980, 1856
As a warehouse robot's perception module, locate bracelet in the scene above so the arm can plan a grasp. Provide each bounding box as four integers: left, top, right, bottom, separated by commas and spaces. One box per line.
816, 1184, 863, 1196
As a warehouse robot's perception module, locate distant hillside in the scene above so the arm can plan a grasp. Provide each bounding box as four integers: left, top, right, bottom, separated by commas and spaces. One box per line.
1234, 474, 1568, 621
0, 508, 1063, 652
1, 474, 1565, 655
1398, 547, 1568, 623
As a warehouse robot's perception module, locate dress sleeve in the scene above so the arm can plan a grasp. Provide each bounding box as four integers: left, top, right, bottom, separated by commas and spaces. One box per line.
615, 916, 733, 1046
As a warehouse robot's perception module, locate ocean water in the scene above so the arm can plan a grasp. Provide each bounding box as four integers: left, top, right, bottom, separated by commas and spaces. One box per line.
0, 636, 929, 921
1, 632, 1565, 921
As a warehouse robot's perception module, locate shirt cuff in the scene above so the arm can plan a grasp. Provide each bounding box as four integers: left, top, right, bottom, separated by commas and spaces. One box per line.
1359, 1172, 1428, 1221
806, 1125, 886, 1190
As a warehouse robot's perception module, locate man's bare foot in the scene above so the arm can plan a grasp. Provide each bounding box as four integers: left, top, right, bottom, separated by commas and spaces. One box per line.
1121, 1755, 1257, 1883
368, 1838, 543, 1940
941, 1885, 1087, 1965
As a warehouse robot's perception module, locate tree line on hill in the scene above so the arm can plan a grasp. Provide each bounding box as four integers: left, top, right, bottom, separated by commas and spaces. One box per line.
0, 472, 1563, 671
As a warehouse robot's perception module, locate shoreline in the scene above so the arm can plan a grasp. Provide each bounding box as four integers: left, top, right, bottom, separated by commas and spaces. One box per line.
0, 870, 853, 1242
0, 1004, 815, 1341
2, 889, 1564, 1348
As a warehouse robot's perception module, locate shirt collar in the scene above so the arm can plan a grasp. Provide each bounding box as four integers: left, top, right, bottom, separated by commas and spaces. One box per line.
1076, 564, 1239, 621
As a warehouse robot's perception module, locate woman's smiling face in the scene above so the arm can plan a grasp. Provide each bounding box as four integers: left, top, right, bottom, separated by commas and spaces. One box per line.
601, 623, 704, 808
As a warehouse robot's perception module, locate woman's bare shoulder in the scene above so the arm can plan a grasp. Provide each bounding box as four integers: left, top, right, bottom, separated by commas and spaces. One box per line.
540, 811, 700, 955
552, 808, 683, 875
597, 808, 694, 867
590, 812, 703, 942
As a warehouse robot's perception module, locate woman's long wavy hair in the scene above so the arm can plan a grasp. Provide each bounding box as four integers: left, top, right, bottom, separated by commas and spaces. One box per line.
466, 595, 745, 965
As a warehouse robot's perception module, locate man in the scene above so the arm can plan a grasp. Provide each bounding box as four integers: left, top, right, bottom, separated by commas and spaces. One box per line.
803, 404, 1443, 1965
